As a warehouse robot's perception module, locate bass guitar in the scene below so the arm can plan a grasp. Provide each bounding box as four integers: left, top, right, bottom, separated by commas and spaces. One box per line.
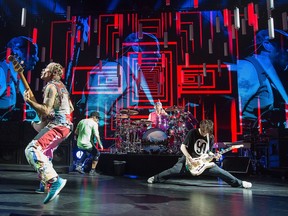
8, 55, 47, 132
185, 144, 244, 176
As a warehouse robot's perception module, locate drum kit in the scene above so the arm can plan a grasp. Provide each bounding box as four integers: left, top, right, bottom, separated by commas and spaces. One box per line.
114, 106, 197, 154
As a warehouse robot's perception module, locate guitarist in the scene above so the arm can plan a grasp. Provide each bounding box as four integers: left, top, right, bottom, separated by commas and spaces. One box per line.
24, 62, 74, 204
147, 119, 252, 189
0, 36, 39, 121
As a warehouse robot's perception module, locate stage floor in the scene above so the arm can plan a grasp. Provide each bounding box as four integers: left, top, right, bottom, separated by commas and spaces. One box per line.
0, 169, 288, 216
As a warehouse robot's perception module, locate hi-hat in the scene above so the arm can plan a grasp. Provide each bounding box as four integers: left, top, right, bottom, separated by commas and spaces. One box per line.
140, 119, 152, 124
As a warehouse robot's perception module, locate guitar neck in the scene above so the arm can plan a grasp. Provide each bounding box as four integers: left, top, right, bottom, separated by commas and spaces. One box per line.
19, 71, 37, 103
218, 146, 235, 155
205, 146, 240, 162
9, 55, 37, 103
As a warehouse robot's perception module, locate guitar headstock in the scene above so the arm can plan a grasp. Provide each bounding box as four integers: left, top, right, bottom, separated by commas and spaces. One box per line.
231, 144, 244, 149
8, 55, 24, 74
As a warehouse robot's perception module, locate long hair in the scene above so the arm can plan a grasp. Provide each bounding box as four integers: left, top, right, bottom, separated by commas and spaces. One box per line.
199, 119, 214, 135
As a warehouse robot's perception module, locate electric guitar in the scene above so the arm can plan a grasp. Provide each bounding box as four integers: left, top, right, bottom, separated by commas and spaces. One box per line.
8, 55, 48, 132
185, 144, 244, 176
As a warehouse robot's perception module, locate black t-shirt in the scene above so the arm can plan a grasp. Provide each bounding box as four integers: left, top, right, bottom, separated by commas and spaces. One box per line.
183, 128, 214, 158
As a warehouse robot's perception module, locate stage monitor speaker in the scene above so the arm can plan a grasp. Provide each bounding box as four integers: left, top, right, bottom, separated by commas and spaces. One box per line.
222, 156, 251, 174
0, 122, 20, 143
53, 142, 72, 166
0, 143, 19, 164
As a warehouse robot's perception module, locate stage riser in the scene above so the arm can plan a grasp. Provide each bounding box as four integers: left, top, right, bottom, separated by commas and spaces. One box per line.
97, 153, 181, 177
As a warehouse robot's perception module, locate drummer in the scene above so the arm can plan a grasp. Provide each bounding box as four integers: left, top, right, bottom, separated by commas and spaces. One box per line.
148, 100, 169, 131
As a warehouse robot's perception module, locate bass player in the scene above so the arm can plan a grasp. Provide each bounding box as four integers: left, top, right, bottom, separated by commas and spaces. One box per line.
24, 62, 74, 204
147, 119, 252, 189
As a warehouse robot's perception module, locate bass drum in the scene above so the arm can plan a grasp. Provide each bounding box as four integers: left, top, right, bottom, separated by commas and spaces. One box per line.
141, 128, 168, 154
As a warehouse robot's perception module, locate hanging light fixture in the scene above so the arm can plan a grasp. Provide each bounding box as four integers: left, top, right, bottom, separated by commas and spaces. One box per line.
282, 12, 288, 31
164, 32, 168, 48
189, 24, 194, 41
138, 23, 143, 39
81, 38, 84, 51
71, 22, 76, 36
185, 53, 189, 67
93, 19, 98, 33
203, 63, 207, 77
41, 47, 46, 62
194, 0, 198, 9
216, 16, 221, 33
66, 6, 71, 21
232, 25, 236, 39
268, 0, 274, 10
115, 38, 120, 53
248, 3, 254, 26
268, 17, 275, 39
241, 18, 247, 35
32, 28, 38, 44
96, 45, 100, 58
234, 7, 240, 30
224, 42, 228, 56
197, 74, 201, 87
117, 64, 121, 81
138, 52, 142, 66
244, 7, 248, 21
208, 39, 213, 54
217, 59, 221, 73
162, 53, 165, 68
99, 60, 102, 71
21, 8, 27, 27
223, 9, 229, 27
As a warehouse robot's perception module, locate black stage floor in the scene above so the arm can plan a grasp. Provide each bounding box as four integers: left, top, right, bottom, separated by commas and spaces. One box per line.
0, 163, 288, 216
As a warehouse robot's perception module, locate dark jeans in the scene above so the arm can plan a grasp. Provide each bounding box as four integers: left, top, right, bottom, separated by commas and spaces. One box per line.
154, 155, 242, 187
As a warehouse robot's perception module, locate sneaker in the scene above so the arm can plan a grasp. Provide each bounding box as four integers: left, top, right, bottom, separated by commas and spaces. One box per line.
35, 188, 45, 194
89, 170, 96, 176
43, 177, 67, 204
147, 176, 155, 184
35, 182, 50, 194
242, 181, 252, 189
75, 166, 85, 174
35, 182, 45, 194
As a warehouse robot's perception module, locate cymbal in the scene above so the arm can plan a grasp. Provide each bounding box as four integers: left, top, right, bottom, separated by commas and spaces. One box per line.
165, 106, 184, 112
119, 109, 139, 115
140, 119, 152, 124
119, 109, 128, 114
127, 109, 139, 115
115, 114, 128, 119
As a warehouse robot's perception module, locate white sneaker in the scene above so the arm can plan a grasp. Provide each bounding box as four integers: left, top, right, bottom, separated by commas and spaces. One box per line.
75, 166, 85, 174
242, 181, 252, 189
147, 176, 155, 184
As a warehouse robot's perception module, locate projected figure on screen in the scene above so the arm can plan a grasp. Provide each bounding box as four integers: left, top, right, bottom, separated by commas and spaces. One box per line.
78, 32, 160, 125
235, 29, 288, 127
0, 36, 39, 121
